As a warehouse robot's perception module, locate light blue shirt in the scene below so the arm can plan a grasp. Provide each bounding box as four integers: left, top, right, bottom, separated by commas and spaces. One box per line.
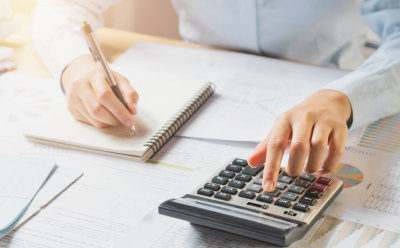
32, 0, 400, 130
171, 0, 400, 129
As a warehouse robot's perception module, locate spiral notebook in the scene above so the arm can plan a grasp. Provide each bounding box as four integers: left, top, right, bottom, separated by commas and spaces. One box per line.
23, 68, 214, 161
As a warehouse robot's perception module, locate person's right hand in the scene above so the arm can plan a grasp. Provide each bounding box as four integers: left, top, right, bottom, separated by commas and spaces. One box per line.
61, 55, 138, 128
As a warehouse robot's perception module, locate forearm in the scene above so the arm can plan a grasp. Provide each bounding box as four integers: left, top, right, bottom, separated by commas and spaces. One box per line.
322, 2, 400, 130
31, 0, 119, 79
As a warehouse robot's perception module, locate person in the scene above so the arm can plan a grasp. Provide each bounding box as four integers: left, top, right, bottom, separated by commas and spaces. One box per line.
31, 0, 400, 192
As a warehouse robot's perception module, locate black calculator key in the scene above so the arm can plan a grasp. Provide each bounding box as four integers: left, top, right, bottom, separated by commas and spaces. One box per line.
239, 190, 256, 199
278, 175, 293, 184
212, 176, 229, 185
242, 165, 264, 176
300, 173, 316, 182
214, 192, 232, 201
235, 173, 252, 182
288, 185, 305, 194
299, 196, 317, 206
275, 182, 287, 190
228, 179, 246, 189
281, 192, 299, 201
305, 189, 322, 199
293, 203, 310, 212
263, 189, 281, 197
226, 164, 242, 173
253, 177, 262, 185
219, 170, 235, 179
221, 186, 238, 195
247, 184, 263, 193
232, 158, 248, 167
204, 182, 220, 191
294, 179, 311, 188
197, 188, 214, 197
256, 194, 273, 203
274, 198, 291, 208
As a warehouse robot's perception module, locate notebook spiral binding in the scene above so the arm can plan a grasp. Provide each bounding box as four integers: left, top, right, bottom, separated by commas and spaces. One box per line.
143, 82, 215, 160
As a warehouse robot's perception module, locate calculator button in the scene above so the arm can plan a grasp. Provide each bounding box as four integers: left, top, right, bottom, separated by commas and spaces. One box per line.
300, 173, 316, 182
219, 170, 235, 179
276, 182, 287, 190
274, 198, 291, 208
204, 182, 220, 191
242, 165, 264, 176
221, 186, 238, 195
293, 203, 310, 212
278, 175, 293, 184
299, 196, 317, 206
281, 192, 299, 201
235, 173, 252, 182
263, 189, 281, 197
294, 179, 311, 188
288, 185, 305, 194
212, 176, 229, 185
310, 183, 328, 193
232, 158, 248, 167
253, 177, 263, 185
256, 194, 273, 203
228, 179, 246, 189
305, 189, 322, 199
239, 190, 256, 199
247, 184, 263, 193
214, 192, 232, 201
197, 188, 214, 197
226, 164, 242, 173
316, 177, 334, 186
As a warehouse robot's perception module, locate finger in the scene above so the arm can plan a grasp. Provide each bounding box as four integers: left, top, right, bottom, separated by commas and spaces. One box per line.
287, 118, 314, 176
248, 133, 270, 167
322, 125, 348, 173
90, 72, 135, 127
68, 106, 90, 125
305, 124, 331, 173
114, 72, 139, 114
71, 98, 109, 128
263, 117, 292, 192
80, 83, 121, 126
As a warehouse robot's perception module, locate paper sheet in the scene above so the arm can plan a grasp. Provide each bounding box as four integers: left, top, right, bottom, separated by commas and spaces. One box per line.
324, 147, 400, 232
113, 42, 348, 142
0, 157, 55, 238
0, 145, 197, 248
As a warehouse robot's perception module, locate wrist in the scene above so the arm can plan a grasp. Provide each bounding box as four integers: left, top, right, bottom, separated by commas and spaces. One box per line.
317, 89, 353, 126
61, 55, 94, 94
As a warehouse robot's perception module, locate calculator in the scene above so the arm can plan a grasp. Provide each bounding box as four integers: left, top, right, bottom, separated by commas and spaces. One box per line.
159, 158, 343, 246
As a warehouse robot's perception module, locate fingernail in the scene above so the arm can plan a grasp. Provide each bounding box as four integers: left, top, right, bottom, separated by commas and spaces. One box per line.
264, 181, 274, 192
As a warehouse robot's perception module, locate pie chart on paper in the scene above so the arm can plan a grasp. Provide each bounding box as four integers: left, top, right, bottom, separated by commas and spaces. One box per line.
324, 163, 364, 188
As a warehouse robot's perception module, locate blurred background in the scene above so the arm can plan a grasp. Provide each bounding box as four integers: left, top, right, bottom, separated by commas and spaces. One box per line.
8, 0, 181, 39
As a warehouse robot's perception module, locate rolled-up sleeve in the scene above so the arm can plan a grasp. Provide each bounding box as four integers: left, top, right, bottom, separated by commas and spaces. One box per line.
322, 0, 400, 130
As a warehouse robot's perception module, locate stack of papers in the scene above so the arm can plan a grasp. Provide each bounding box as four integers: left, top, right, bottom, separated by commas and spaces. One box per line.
0, 156, 82, 239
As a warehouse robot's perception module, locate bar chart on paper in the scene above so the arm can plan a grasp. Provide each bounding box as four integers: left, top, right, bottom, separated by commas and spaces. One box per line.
307, 216, 400, 248
358, 114, 400, 153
